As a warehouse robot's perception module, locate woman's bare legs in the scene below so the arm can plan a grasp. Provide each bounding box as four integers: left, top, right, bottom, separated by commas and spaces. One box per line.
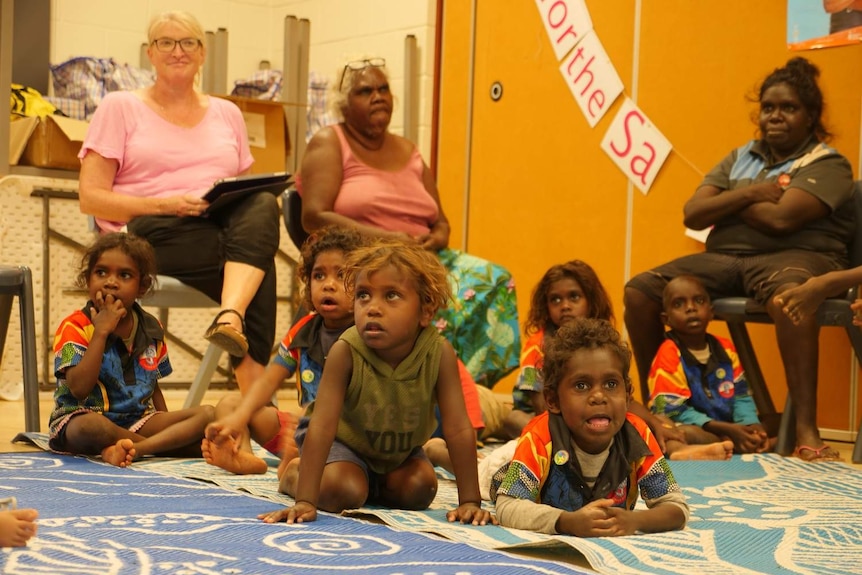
220, 261, 266, 393
766, 294, 840, 461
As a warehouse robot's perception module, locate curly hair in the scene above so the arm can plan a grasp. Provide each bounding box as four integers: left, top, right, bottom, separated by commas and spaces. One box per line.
753, 57, 831, 142
541, 318, 632, 396
76, 233, 157, 296
526, 260, 614, 335
342, 238, 451, 317
298, 225, 366, 310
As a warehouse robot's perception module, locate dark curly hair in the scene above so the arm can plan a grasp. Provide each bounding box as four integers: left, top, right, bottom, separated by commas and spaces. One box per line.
76, 232, 157, 296
298, 225, 366, 310
754, 57, 830, 142
526, 260, 614, 335
541, 318, 632, 396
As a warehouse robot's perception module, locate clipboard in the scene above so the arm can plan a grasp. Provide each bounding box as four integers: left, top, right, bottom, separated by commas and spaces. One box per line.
202, 171, 291, 214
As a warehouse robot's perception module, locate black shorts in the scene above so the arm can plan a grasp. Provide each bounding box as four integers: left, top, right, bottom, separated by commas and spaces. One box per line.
626, 249, 848, 305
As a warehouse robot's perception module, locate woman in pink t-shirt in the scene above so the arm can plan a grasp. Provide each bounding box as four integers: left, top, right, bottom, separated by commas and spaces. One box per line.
78, 11, 279, 393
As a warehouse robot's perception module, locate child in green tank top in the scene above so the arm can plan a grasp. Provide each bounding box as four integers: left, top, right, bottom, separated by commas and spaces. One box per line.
259, 238, 496, 527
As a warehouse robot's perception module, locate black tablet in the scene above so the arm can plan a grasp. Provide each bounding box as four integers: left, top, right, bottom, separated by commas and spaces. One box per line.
203, 172, 291, 213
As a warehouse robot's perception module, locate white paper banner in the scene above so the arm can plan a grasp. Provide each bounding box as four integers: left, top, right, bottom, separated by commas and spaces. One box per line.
559, 30, 624, 128
535, 0, 593, 61
600, 98, 672, 194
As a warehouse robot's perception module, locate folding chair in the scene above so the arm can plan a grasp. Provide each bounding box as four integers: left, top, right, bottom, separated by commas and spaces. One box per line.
282, 187, 309, 249
139, 276, 225, 409
712, 181, 862, 463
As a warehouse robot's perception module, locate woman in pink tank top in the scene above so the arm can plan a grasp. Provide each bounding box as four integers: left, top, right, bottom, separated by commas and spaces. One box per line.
296, 58, 520, 389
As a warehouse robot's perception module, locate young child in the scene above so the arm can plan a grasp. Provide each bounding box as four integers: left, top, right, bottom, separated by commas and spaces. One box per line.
48, 233, 214, 467
474, 261, 687, 499
504, 260, 616, 438
491, 318, 689, 536
0, 498, 37, 547
259, 238, 494, 526
202, 226, 364, 475
648, 275, 770, 457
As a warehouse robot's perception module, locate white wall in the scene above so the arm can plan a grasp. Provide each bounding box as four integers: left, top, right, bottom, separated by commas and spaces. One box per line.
48, 0, 436, 157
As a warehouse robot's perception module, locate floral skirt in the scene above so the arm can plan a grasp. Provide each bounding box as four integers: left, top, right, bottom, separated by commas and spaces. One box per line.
434, 248, 520, 387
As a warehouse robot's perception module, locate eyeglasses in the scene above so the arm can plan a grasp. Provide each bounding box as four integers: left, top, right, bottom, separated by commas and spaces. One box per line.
339, 58, 386, 91
152, 37, 201, 53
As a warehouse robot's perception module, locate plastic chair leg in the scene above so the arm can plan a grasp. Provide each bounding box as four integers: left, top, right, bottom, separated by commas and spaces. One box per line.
19, 268, 40, 432
853, 425, 862, 464
776, 396, 796, 457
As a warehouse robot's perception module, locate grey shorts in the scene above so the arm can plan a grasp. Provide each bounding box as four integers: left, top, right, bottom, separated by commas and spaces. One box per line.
626, 249, 848, 305
294, 417, 429, 502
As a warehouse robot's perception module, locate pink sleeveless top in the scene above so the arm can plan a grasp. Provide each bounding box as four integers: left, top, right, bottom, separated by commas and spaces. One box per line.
300, 124, 438, 237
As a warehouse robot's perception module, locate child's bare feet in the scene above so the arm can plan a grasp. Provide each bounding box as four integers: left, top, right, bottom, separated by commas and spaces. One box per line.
423, 437, 454, 472
0, 509, 39, 547
276, 413, 300, 478
101, 438, 136, 467
202, 437, 268, 475
669, 440, 734, 461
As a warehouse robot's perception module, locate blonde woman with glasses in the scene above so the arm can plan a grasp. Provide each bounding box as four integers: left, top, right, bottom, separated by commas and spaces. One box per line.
78, 11, 280, 394
297, 56, 521, 388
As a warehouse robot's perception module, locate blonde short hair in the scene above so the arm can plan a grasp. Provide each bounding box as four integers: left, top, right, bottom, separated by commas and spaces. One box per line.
147, 11, 206, 46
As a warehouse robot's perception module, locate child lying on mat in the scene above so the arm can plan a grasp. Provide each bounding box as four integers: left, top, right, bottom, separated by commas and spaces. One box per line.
202, 226, 364, 475
259, 239, 495, 526
48, 233, 214, 467
490, 318, 688, 536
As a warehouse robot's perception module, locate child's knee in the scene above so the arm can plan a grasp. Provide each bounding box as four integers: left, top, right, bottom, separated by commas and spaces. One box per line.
317, 465, 368, 512
384, 462, 437, 510
214, 393, 241, 416
199, 404, 216, 422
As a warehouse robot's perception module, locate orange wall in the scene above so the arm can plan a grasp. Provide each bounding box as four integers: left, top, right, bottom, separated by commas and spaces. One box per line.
436, 0, 862, 433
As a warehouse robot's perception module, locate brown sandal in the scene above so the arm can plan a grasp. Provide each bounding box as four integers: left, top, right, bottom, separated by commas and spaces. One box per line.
204, 309, 248, 358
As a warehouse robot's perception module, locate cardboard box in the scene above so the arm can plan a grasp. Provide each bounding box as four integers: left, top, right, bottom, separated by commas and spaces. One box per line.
12, 115, 89, 171
218, 95, 291, 174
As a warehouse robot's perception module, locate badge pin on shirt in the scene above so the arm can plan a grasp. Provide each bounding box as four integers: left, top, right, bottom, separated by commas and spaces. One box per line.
554, 450, 570, 465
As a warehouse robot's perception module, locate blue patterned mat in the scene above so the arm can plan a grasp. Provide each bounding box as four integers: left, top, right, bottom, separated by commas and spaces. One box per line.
11, 433, 862, 575
0, 451, 592, 575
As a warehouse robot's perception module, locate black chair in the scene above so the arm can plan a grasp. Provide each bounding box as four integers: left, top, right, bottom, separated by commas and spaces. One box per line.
282, 188, 309, 250
0, 265, 39, 432
712, 181, 862, 462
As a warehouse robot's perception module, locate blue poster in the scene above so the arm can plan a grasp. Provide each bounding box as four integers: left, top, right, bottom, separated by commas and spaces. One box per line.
787, 0, 862, 50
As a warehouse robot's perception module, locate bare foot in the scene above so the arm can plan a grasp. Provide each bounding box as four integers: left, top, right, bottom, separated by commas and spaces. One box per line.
669, 440, 734, 461
0, 509, 39, 547
423, 437, 454, 472
202, 437, 268, 475
275, 413, 300, 479
101, 439, 136, 467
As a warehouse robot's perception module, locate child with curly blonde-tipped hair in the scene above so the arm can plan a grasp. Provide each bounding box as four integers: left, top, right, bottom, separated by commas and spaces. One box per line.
259, 238, 495, 527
